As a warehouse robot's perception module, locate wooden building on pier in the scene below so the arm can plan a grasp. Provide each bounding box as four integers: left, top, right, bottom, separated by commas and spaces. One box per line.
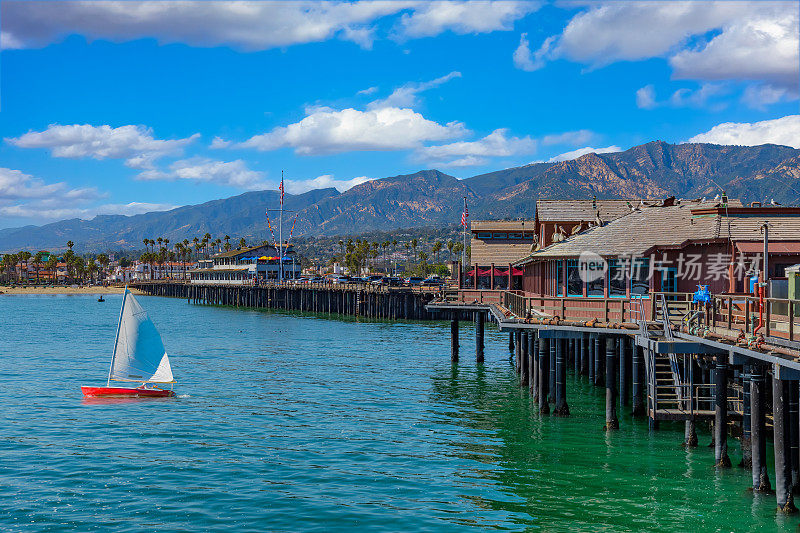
190, 243, 302, 285
515, 199, 800, 297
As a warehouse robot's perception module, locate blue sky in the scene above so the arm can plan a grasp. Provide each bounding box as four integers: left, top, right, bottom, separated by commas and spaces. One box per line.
0, 0, 798, 229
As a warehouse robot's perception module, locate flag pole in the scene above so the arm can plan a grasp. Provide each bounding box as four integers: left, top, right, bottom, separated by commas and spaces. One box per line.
461, 196, 467, 276
279, 170, 284, 282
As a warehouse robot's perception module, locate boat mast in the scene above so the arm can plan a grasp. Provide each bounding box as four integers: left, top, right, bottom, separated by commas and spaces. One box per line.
107, 286, 128, 386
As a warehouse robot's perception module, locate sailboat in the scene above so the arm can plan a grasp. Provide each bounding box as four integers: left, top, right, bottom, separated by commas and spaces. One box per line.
81, 287, 176, 397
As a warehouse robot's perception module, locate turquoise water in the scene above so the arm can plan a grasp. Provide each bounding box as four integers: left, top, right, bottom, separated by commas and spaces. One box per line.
0, 294, 796, 532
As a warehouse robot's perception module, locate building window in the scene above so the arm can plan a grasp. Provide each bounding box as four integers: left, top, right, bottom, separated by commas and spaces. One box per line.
608, 260, 626, 297
631, 258, 650, 295
493, 232, 507, 239
507, 233, 523, 239
587, 271, 604, 297
555, 260, 563, 296
566, 259, 582, 296
476, 232, 492, 239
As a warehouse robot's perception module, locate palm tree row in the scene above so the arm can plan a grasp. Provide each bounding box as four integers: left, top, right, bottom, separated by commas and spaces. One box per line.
0, 241, 110, 285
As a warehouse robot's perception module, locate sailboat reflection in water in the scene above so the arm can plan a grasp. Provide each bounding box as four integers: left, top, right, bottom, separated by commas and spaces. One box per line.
81, 287, 176, 398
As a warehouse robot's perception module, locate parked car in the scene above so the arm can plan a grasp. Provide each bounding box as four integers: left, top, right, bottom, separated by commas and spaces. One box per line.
383, 276, 402, 286
368, 275, 384, 284
331, 275, 350, 284
309, 276, 325, 284
406, 276, 424, 286
294, 277, 310, 284
422, 276, 443, 286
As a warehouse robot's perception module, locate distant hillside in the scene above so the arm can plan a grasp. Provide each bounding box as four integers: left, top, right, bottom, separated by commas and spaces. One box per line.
2, 141, 799, 252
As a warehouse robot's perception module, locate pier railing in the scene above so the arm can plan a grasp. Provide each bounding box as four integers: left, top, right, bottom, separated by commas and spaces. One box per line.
503, 292, 649, 323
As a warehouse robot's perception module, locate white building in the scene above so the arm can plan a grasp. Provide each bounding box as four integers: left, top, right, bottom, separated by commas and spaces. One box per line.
189, 243, 302, 285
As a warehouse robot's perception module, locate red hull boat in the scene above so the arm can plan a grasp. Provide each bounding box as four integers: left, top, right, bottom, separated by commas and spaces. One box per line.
81, 386, 174, 398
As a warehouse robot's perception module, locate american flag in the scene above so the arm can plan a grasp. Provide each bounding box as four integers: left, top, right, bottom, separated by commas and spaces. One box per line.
461, 199, 469, 228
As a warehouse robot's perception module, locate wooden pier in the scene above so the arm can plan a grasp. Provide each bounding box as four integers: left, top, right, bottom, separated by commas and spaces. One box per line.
133, 281, 440, 320
428, 288, 800, 514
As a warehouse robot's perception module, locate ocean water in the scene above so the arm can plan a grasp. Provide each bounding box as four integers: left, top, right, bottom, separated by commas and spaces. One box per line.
0, 294, 796, 532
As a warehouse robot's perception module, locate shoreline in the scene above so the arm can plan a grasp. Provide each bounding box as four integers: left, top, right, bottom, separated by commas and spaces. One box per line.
0, 285, 143, 295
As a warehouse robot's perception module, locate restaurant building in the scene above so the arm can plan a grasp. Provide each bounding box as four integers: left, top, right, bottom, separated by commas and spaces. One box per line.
514, 198, 800, 298
189, 243, 301, 285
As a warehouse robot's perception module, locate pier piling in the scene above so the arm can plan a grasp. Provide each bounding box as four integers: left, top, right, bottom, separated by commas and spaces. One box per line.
520, 332, 529, 388
604, 337, 619, 430
451, 317, 459, 363
538, 338, 550, 415
632, 345, 644, 416
548, 339, 556, 404
773, 375, 797, 513
475, 312, 485, 363
751, 365, 771, 492
580, 333, 589, 376
555, 339, 569, 416
740, 365, 752, 469
528, 333, 536, 396
714, 361, 731, 468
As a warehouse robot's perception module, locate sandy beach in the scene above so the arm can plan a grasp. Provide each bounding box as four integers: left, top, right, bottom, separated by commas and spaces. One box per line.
0, 285, 142, 295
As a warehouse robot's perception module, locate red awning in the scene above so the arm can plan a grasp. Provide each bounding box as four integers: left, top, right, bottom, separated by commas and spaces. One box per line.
736, 242, 800, 254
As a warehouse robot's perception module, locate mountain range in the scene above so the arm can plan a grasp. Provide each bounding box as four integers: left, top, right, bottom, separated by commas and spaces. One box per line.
2, 140, 799, 252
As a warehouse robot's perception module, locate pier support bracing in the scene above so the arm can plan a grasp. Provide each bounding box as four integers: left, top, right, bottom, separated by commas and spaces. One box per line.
605, 337, 619, 430
475, 312, 485, 363
450, 317, 459, 363
714, 361, 731, 468
538, 338, 550, 414
773, 375, 798, 513
520, 332, 529, 388
751, 365, 771, 492
555, 339, 570, 416
632, 345, 645, 416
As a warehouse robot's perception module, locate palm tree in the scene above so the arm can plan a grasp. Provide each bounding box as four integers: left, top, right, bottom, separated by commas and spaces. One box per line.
97, 253, 109, 283
87, 258, 97, 284
411, 238, 418, 262
239, 237, 246, 249
66, 240, 74, 252
447, 240, 454, 262
224, 235, 231, 251
19, 251, 32, 284
432, 241, 443, 264
33, 251, 44, 284
45, 255, 58, 283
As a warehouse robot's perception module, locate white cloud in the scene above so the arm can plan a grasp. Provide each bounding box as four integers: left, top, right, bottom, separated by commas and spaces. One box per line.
397, 1, 538, 39
541, 129, 595, 146
0, 167, 173, 222
357, 86, 379, 96
0, 1, 414, 51
0, 201, 176, 220
137, 158, 267, 189
529, 2, 798, 91
687, 115, 800, 149
285, 174, 374, 194
6, 124, 198, 169
548, 145, 622, 162
742, 84, 798, 111
2, 1, 537, 51
230, 106, 467, 155
367, 71, 461, 109
417, 128, 535, 166
636, 84, 658, 109
513, 32, 554, 72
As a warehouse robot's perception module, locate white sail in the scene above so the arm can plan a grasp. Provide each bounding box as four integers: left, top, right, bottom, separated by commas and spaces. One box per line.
109, 289, 174, 383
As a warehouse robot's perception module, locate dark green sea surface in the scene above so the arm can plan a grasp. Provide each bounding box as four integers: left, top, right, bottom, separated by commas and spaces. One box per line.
0, 294, 795, 532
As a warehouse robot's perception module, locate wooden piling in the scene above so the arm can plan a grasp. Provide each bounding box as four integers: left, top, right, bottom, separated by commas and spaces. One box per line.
475, 312, 485, 363
773, 375, 798, 513
538, 338, 550, 415
451, 317, 459, 363
554, 338, 569, 416
714, 360, 731, 468
751, 365, 771, 492
520, 332, 529, 388
604, 336, 619, 430
632, 345, 645, 416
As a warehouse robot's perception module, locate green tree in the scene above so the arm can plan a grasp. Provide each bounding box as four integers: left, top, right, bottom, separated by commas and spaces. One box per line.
45, 255, 59, 283
432, 241, 443, 264
33, 251, 44, 284
239, 237, 247, 249
411, 238, 418, 262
